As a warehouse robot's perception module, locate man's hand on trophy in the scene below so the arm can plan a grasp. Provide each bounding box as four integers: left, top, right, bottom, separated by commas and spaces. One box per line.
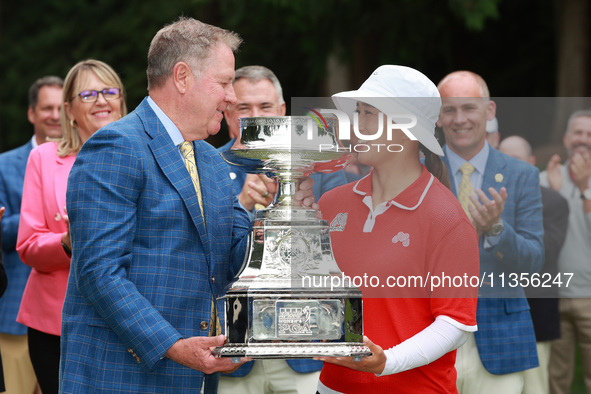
238, 174, 316, 211
239, 174, 277, 211
314, 336, 385, 375
165, 335, 251, 374
295, 176, 318, 209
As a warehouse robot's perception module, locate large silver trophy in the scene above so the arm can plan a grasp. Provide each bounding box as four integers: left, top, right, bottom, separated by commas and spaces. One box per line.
214, 116, 371, 360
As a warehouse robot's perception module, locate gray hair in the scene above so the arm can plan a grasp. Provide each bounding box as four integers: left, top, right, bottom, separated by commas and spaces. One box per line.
234, 65, 284, 105
147, 17, 242, 90
28, 76, 64, 109
565, 110, 591, 135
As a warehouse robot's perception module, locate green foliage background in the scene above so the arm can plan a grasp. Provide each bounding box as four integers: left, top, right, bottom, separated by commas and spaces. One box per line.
0, 0, 575, 151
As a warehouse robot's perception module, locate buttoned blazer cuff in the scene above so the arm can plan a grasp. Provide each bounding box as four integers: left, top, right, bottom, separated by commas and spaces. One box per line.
141, 331, 183, 372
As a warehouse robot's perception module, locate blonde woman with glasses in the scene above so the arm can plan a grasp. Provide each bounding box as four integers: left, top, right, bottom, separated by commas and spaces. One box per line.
16, 59, 126, 394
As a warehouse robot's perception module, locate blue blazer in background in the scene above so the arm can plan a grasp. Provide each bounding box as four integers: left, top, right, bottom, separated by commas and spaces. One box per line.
0, 141, 33, 335
60, 99, 252, 393
443, 146, 544, 375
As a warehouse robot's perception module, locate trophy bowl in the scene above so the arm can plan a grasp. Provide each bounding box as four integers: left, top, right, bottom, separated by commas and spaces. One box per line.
215, 116, 371, 360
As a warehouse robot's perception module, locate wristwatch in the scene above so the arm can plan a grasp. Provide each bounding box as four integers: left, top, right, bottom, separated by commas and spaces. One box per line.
487, 220, 504, 237
581, 188, 591, 200
62, 241, 72, 257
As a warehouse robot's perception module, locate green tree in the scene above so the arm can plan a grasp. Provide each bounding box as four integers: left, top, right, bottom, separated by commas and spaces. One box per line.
0, 0, 585, 152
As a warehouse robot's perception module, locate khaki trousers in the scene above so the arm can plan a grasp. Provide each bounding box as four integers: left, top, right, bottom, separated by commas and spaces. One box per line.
456, 332, 526, 394
549, 298, 591, 394
0, 333, 38, 394
523, 340, 552, 394
218, 360, 320, 394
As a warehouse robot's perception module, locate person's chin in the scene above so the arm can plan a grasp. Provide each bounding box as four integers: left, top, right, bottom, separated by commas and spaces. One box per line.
208, 123, 222, 136
45, 131, 63, 139
573, 146, 590, 156
357, 152, 375, 166
450, 135, 477, 148
94, 121, 112, 131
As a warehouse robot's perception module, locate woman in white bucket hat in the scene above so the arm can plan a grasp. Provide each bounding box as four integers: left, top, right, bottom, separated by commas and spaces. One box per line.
315, 65, 479, 393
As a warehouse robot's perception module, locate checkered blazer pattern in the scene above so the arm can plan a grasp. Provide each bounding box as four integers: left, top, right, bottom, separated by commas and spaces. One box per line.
60, 98, 251, 393
0, 141, 33, 335
443, 147, 544, 374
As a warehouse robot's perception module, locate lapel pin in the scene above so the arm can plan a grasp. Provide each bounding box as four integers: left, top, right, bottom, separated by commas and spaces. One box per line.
495, 173, 504, 183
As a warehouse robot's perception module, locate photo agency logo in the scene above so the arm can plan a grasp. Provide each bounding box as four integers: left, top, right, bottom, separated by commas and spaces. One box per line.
304, 107, 418, 153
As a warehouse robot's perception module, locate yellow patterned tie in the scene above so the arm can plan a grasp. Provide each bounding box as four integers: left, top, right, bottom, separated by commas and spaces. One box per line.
180, 141, 220, 335
180, 141, 204, 216
458, 162, 475, 218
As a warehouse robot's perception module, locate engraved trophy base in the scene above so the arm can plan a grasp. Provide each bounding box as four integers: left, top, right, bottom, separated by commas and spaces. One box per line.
213, 343, 371, 361
214, 287, 371, 360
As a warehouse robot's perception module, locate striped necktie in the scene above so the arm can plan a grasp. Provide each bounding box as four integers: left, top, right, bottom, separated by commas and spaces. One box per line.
458, 162, 475, 218
180, 141, 204, 216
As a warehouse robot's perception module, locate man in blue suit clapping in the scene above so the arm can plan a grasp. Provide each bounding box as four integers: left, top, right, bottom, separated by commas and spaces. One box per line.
436, 71, 544, 394
0, 75, 63, 393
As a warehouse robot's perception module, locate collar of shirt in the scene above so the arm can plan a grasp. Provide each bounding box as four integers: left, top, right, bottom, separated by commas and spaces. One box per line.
31, 135, 38, 149
147, 96, 187, 155
352, 166, 434, 232
444, 141, 490, 193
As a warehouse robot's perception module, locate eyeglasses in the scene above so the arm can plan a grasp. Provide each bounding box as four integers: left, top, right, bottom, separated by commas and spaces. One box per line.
74, 88, 121, 103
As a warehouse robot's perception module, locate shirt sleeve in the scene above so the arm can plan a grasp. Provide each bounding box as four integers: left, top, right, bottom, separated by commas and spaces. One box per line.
16, 147, 70, 272
377, 316, 470, 376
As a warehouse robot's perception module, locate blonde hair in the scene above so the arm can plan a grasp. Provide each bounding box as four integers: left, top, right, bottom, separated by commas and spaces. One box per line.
58, 59, 127, 157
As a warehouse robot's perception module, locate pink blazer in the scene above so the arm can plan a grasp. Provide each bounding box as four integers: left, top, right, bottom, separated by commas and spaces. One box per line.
16, 141, 75, 336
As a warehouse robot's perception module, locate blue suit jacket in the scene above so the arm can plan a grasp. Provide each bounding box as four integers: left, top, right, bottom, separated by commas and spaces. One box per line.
443, 146, 544, 375
217, 138, 346, 376
60, 99, 252, 393
0, 141, 33, 335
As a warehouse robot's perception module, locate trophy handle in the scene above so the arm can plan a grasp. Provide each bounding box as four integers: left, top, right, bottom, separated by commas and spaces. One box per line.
233, 232, 252, 279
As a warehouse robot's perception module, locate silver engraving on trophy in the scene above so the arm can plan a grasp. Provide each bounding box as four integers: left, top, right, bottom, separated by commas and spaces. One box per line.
214, 116, 371, 360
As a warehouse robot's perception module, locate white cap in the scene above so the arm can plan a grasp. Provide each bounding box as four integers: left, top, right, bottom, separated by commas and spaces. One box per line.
486, 117, 498, 133
331, 65, 444, 156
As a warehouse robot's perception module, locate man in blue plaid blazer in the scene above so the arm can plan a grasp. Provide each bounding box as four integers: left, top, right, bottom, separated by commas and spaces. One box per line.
437, 71, 544, 394
60, 19, 258, 393
0, 75, 62, 393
